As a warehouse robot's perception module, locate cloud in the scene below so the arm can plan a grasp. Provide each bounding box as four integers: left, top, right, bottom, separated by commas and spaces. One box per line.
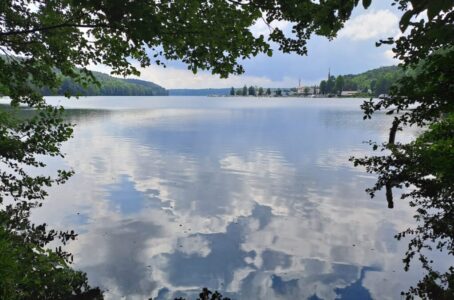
250, 18, 290, 38
88, 62, 299, 89
339, 10, 399, 41
135, 65, 298, 89
383, 49, 399, 63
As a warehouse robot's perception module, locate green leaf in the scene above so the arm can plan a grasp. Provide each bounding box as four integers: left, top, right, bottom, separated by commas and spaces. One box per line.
362, 0, 372, 9
427, 0, 451, 20
399, 10, 414, 31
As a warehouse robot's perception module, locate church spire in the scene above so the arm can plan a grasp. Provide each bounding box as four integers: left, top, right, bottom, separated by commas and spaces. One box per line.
328, 68, 331, 80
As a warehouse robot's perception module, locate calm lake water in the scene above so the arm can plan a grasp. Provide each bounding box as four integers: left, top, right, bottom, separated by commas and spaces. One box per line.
30, 96, 424, 299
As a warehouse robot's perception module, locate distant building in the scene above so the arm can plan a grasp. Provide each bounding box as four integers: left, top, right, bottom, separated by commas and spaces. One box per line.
296, 78, 319, 95
297, 86, 306, 94
296, 78, 304, 94
296, 85, 319, 95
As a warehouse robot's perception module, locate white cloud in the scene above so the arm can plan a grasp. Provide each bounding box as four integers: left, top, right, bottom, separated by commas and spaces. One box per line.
177, 235, 211, 257
383, 49, 398, 63
339, 10, 399, 41
250, 18, 290, 38
89, 63, 299, 89
136, 65, 295, 89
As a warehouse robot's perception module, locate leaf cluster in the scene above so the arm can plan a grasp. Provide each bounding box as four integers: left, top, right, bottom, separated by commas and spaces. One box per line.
0, 211, 102, 300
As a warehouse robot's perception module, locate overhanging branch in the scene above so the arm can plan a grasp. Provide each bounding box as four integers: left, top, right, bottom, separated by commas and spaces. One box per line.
0, 23, 109, 37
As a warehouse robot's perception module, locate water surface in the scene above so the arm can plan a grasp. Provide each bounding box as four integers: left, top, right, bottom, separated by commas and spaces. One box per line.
32, 96, 424, 299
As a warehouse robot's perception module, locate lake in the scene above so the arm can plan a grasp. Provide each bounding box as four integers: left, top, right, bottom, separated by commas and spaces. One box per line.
31, 96, 422, 299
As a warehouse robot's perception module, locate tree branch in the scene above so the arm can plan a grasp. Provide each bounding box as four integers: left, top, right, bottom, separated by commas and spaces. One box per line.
385, 117, 401, 209
0, 23, 109, 37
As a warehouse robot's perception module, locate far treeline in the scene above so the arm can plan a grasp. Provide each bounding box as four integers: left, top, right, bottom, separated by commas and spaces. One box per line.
230, 86, 275, 96
43, 71, 169, 96
230, 65, 402, 97
0, 66, 168, 96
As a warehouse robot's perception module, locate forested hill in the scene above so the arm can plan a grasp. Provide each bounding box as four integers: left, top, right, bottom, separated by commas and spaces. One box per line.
342, 66, 402, 95
316, 65, 403, 97
42, 71, 168, 96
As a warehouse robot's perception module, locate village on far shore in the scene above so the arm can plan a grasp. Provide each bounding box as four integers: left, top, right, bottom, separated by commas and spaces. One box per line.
226, 67, 397, 98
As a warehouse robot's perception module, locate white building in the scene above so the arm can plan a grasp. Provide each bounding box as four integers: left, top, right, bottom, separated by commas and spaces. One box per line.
296, 79, 319, 95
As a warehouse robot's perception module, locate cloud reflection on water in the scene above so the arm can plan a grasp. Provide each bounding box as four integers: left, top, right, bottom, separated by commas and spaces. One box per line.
33, 98, 420, 299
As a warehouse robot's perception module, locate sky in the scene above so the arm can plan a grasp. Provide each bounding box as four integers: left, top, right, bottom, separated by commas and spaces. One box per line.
90, 1, 402, 89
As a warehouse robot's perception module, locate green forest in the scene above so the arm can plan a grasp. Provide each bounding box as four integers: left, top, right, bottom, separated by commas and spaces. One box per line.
0, 58, 168, 96
343, 66, 402, 95
319, 66, 402, 96
42, 71, 168, 96
320, 66, 403, 97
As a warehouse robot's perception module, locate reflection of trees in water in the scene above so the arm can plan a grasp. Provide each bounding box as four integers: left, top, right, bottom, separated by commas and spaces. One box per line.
64, 109, 114, 123
1, 104, 113, 123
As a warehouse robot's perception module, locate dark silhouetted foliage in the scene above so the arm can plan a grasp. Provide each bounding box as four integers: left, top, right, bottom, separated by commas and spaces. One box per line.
173, 288, 231, 300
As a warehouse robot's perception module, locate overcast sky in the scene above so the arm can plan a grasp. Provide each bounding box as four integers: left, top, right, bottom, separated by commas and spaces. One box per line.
90, 1, 401, 89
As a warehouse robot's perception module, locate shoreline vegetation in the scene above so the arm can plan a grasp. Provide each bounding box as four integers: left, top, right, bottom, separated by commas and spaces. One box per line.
209, 92, 372, 98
